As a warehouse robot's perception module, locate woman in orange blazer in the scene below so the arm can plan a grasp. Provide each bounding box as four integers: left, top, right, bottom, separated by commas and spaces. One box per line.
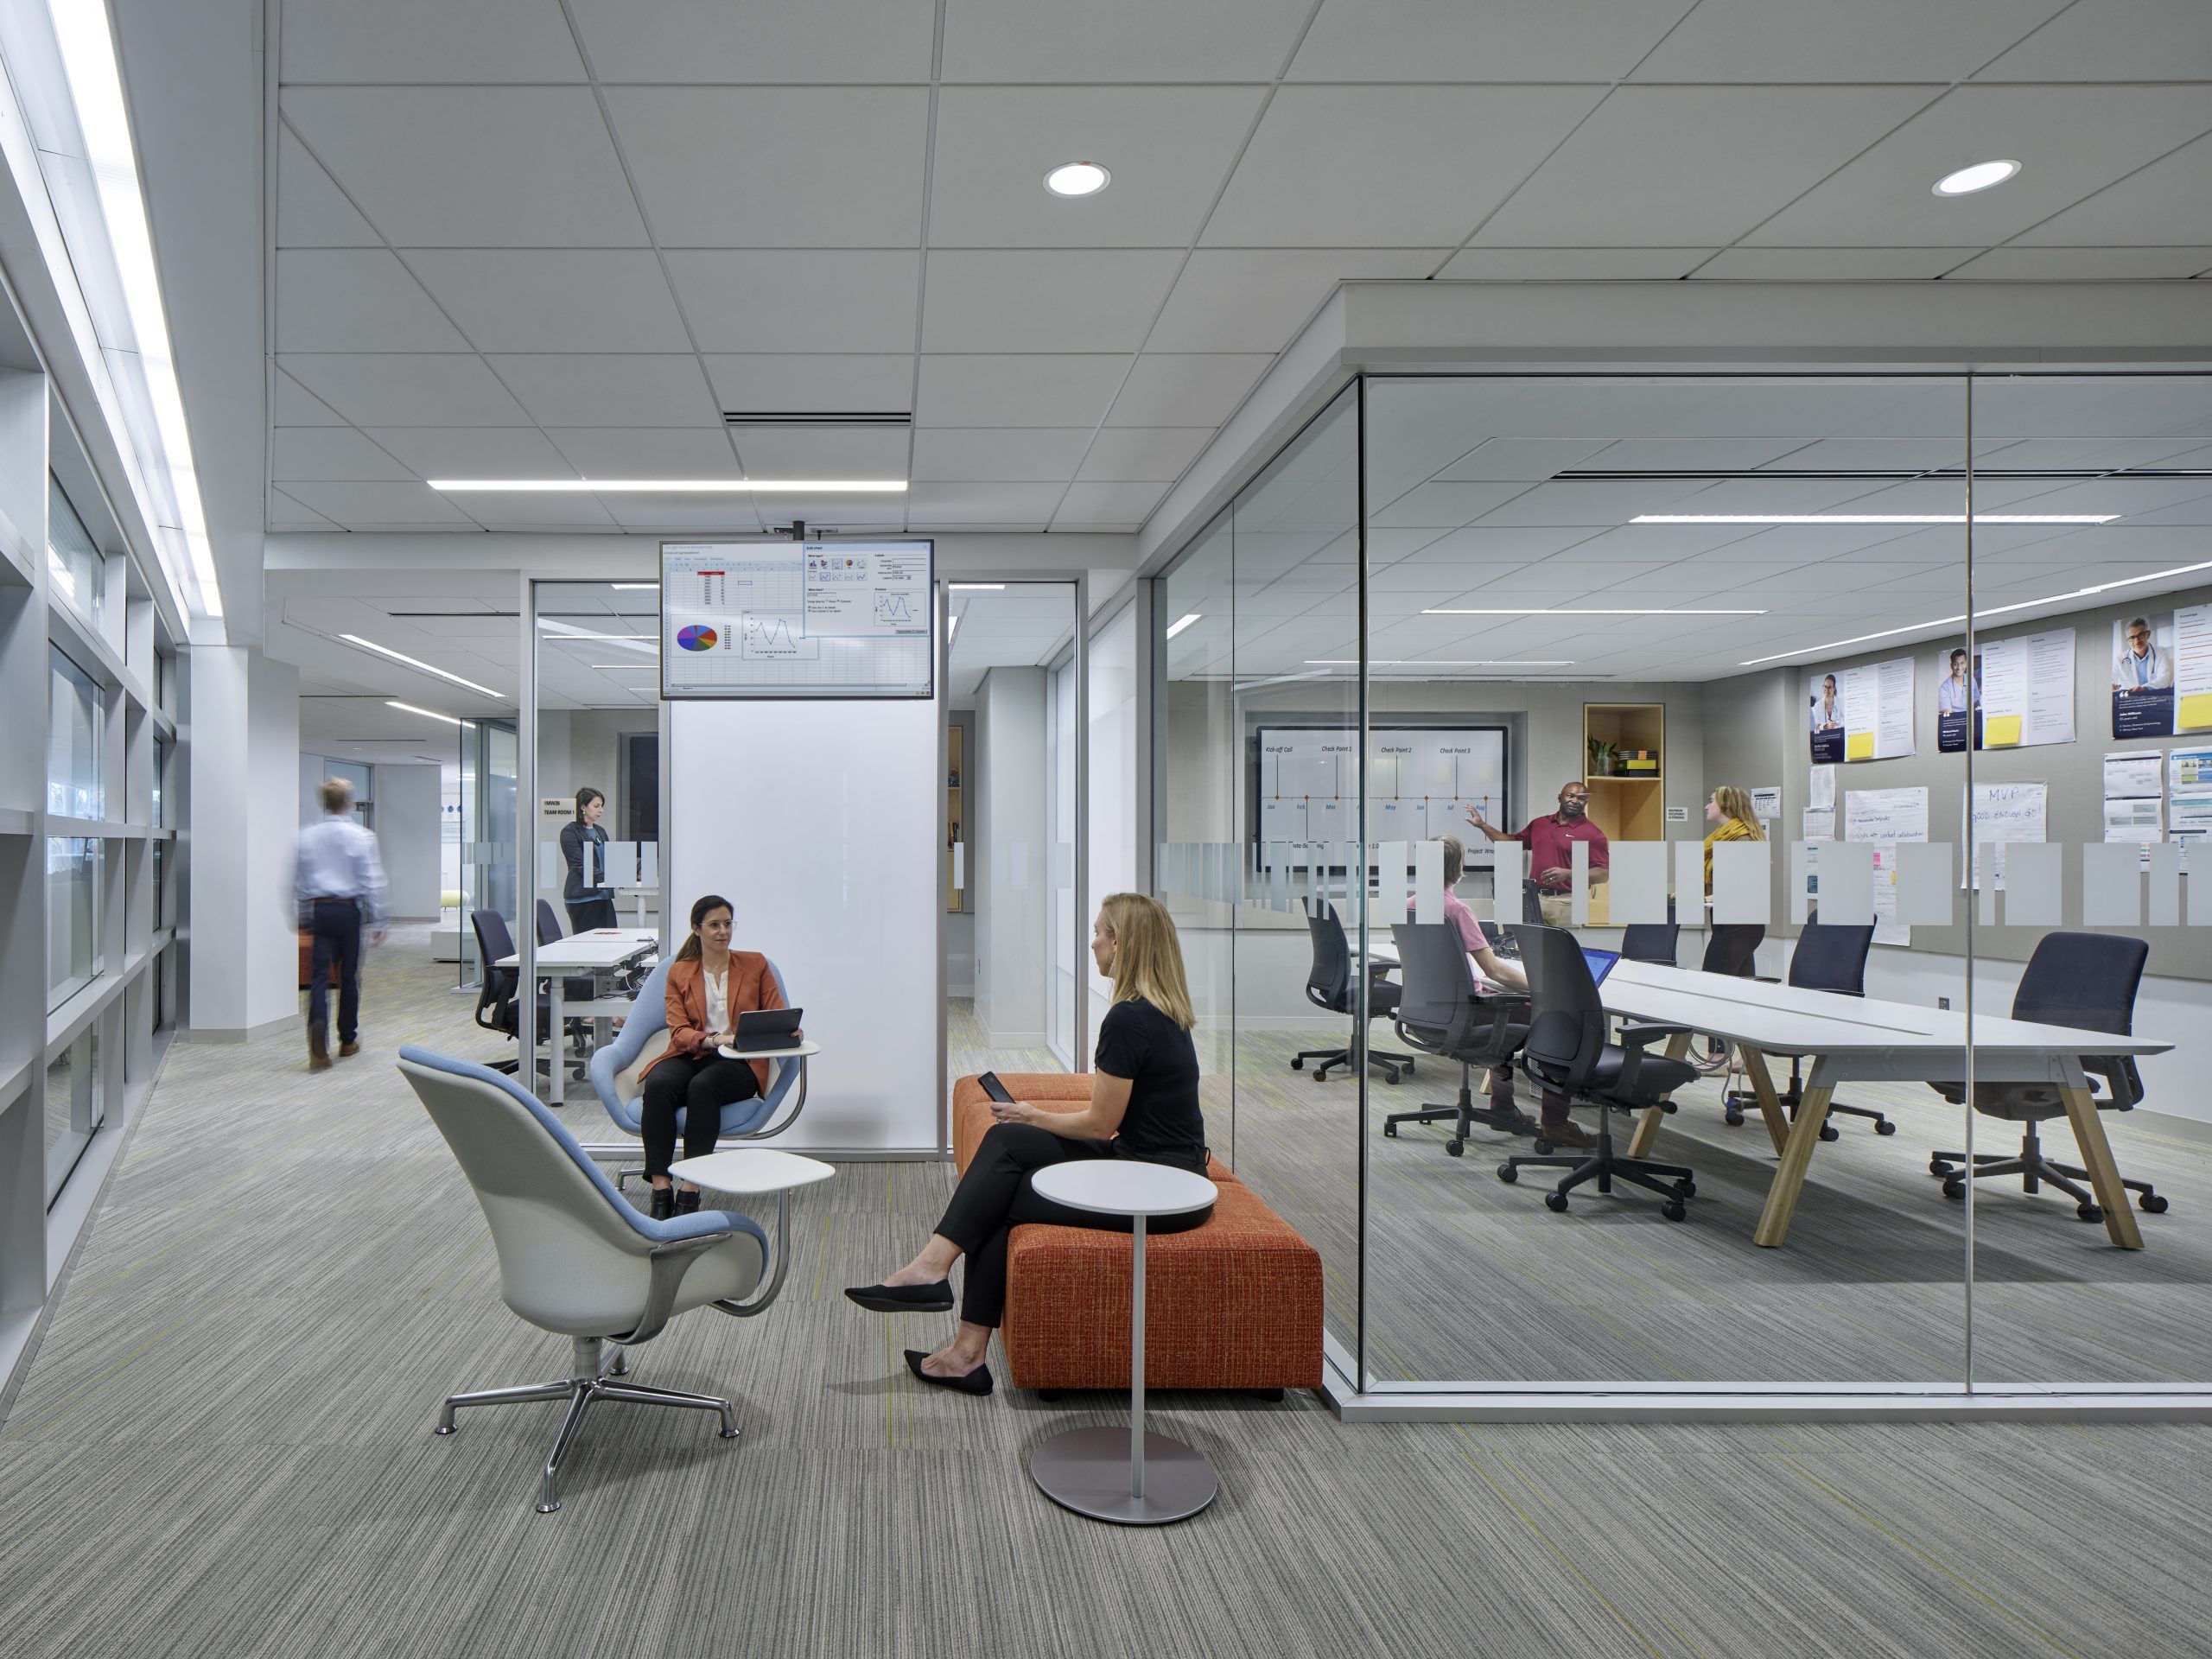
634, 893, 791, 1219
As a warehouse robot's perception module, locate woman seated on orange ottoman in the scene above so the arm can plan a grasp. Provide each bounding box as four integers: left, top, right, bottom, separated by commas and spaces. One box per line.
846, 893, 1211, 1396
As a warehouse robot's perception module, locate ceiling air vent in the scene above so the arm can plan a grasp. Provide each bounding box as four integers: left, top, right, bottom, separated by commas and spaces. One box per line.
723, 410, 912, 428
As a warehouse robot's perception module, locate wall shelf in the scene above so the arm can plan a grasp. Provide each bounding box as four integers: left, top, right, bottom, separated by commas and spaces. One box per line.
1583, 702, 1666, 843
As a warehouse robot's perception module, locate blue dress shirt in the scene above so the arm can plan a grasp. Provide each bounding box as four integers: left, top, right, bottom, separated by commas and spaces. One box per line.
294, 814, 390, 927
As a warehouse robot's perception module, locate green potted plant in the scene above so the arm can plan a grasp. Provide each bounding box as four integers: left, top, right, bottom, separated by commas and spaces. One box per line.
1586, 737, 1615, 777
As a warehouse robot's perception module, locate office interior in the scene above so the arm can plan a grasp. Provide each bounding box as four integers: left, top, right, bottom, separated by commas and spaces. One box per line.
7, 0, 2212, 1652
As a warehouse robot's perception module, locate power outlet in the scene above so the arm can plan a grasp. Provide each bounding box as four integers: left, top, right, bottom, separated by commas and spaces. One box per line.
1936, 995, 1950, 1010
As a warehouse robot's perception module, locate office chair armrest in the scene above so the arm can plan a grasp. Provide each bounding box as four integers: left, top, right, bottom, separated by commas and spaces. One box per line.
1616, 1021, 1694, 1048
1478, 993, 1532, 1051
1752, 975, 1781, 985
610, 1234, 724, 1345
712, 1185, 803, 1319
721, 1055, 811, 1143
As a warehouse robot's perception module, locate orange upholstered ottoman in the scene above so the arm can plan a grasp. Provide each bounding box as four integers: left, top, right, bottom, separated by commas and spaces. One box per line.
950, 1072, 1324, 1395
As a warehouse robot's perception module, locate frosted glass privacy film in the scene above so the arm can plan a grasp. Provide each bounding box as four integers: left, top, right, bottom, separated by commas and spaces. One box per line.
1607, 842, 1668, 925
1414, 839, 1443, 925
1711, 841, 1770, 925
671, 696, 939, 1152
1819, 840, 1875, 925
2004, 842, 2063, 926
1675, 841, 1706, 926
2149, 842, 2182, 926
1789, 841, 1813, 925
1494, 841, 1525, 912
1570, 840, 1589, 926
2082, 842, 2142, 927
1895, 842, 1955, 926
1377, 840, 1408, 922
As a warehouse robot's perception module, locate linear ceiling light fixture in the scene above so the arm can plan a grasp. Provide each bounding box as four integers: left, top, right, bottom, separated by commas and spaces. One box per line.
339, 633, 499, 696
1306, 658, 1577, 667
428, 478, 906, 493
1933, 159, 2021, 196
387, 701, 474, 728
946, 614, 958, 639
611, 582, 658, 590
1166, 613, 1202, 639
1044, 161, 1110, 197
1422, 607, 1766, 617
949, 582, 1005, 591
1632, 513, 2115, 525
1737, 556, 2212, 668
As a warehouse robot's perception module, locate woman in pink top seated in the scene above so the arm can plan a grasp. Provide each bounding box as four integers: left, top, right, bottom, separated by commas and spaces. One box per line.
1407, 836, 1541, 1135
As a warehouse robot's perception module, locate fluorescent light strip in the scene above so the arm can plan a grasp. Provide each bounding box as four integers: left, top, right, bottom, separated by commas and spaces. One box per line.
428, 478, 907, 493
387, 701, 474, 728
611, 582, 658, 590
1422, 607, 1766, 617
1632, 513, 2117, 525
1166, 612, 1202, 639
949, 582, 1004, 591
946, 614, 958, 639
340, 633, 499, 697
587, 664, 659, 671
1306, 658, 1576, 667
1737, 556, 2212, 667
538, 617, 656, 658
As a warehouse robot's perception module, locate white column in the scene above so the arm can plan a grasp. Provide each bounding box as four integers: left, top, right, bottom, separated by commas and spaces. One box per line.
187, 646, 301, 1039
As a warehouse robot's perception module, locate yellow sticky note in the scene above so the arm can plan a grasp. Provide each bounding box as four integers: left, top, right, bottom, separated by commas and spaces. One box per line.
2179, 692, 2212, 730
1984, 714, 2022, 747
1846, 731, 1874, 760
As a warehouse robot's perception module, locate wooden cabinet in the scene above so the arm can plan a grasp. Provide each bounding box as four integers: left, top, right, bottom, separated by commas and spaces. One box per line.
1582, 702, 1665, 843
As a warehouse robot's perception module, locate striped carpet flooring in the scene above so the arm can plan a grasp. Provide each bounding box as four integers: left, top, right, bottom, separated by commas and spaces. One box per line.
2, 927, 2210, 1658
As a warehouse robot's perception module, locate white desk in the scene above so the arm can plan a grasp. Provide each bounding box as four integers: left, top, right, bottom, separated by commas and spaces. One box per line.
1596, 959, 2171, 1250
668, 1148, 836, 1316
497, 929, 659, 1096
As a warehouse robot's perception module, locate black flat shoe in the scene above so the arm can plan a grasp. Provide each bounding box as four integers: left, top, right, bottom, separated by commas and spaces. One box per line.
674, 1189, 702, 1215
648, 1188, 676, 1221
905, 1350, 993, 1395
843, 1280, 955, 1313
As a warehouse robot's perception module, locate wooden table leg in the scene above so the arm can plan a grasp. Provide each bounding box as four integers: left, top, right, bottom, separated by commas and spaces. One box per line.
2058, 1086, 2145, 1250
1737, 1048, 1791, 1156
1627, 1031, 1694, 1158
1753, 1084, 1834, 1248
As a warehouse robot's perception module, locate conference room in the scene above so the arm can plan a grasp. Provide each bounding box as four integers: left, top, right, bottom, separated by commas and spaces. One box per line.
1158, 369, 2212, 1402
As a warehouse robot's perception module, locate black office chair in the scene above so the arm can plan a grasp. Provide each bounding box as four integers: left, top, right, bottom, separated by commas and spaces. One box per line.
1722, 922, 1894, 1139
1521, 878, 1547, 925
1382, 922, 1534, 1154
1497, 925, 1700, 1220
1620, 922, 1679, 965
1291, 898, 1413, 1084
470, 908, 524, 1076
1927, 933, 2166, 1221
535, 899, 601, 1058
1700, 926, 1762, 977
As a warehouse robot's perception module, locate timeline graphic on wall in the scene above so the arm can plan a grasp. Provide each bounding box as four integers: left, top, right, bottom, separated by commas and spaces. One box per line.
1254, 725, 1510, 867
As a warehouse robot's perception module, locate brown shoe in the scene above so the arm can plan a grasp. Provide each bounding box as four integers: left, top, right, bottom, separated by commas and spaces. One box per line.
1539, 1119, 1595, 1150
308, 1025, 332, 1071
338, 1041, 360, 1058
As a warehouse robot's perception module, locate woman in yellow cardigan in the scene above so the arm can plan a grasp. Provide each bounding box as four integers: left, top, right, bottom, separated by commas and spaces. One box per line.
1700, 785, 1767, 977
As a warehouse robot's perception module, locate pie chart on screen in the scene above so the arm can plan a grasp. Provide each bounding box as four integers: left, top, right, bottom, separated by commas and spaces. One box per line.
677, 625, 718, 652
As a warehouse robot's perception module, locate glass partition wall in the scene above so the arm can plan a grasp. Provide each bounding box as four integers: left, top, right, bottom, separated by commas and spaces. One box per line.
1155, 370, 2212, 1409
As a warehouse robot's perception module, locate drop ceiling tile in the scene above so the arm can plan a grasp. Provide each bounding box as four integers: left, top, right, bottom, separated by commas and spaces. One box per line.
1476, 86, 1944, 248
566, 0, 937, 80
601, 496, 767, 533
274, 369, 349, 427
1369, 480, 1550, 529
277, 354, 531, 427
2014, 132, 2212, 248
908, 483, 1067, 526
280, 481, 477, 526
282, 87, 646, 247
1397, 526, 1606, 563
918, 355, 1128, 428
1948, 247, 2212, 279
928, 87, 1264, 249
469, 496, 625, 529
1435, 248, 1709, 280
939, 0, 1315, 80
268, 489, 342, 530
605, 88, 929, 248
488, 355, 721, 427
276, 128, 378, 248
1146, 250, 1444, 353
1075, 428, 1211, 483
271, 428, 416, 482
1633, 0, 2069, 81
913, 429, 1092, 481
275, 251, 467, 353
1106, 353, 1274, 427
1054, 481, 1169, 526
1289, 0, 1699, 80
406, 251, 690, 353
704, 354, 916, 414
730, 428, 912, 479
1694, 247, 1980, 279
734, 495, 906, 528
1974, 0, 2212, 79
365, 427, 575, 477
1747, 86, 2212, 248
664, 251, 919, 353
920, 251, 1184, 353
280, 0, 587, 79
543, 429, 742, 479
1204, 86, 1606, 248
1433, 440, 1611, 482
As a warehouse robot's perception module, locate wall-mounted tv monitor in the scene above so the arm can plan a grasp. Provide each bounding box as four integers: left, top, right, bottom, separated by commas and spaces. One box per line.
659, 539, 935, 700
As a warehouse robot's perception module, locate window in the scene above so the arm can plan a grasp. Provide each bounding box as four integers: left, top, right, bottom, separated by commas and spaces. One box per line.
46, 474, 104, 627
44, 1023, 102, 1204
152, 836, 167, 929
48, 645, 103, 820
48, 837, 104, 1007
153, 732, 169, 825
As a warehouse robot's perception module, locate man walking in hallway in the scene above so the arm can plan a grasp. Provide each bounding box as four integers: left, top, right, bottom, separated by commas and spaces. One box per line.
293, 778, 389, 1071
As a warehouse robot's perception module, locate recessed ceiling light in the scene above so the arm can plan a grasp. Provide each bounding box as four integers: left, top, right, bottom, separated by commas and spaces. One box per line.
1421, 607, 1766, 617
1166, 612, 1201, 639
1632, 512, 2113, 525
1933, 160, 2021, 196
387, 701, 474, 728
1044, 161, 1110, 198
425, 478, 907, 493
340, 633, 499, 697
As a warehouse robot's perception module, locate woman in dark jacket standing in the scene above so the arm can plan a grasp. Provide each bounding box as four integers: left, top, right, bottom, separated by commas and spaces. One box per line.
559, 787, 618, 932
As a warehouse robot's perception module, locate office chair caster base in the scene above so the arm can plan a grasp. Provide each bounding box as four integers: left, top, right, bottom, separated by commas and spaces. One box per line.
2077, 1204, 2103, 1224
1661, 1199, 1687, 1223
1531, 1137, 1552, 1155
1544, 1191, 1569, 1212
1874, 1120, 1898, 1135
1942, 1179, 1965, 1200
1291, 1058, 1305, 1071
1446, 1139, 1465, 1158
1929, 1158, 1955, 1177
2140, 1193, 2171, 1214
1818, 1123, 1840, 1142
1496, 1164, 1518, 1184
1722, 1103, 1746, 1127
1381, 1120, 1395, 1135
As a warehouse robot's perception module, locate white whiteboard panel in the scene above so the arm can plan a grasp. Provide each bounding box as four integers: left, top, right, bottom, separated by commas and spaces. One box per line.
1257, 726, 1506, 863
671, 696, 939, 1152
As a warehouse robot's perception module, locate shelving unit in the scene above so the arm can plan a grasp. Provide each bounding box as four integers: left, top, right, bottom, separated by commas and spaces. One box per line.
1583, 702, 1666, 843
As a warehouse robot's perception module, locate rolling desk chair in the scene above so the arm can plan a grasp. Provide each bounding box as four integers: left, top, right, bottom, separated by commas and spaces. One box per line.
535, 899, 603, 1057
1620, 923, 1680, 965
1522, 878, 1547, 925
1291, 898, 1413, 1084
1497, 925, 1700, 1221
1927, 932, 2167, 1221
1721, 922, 1893, 1139
1381, 922, 1533, 1155
471, 909, 583, 1085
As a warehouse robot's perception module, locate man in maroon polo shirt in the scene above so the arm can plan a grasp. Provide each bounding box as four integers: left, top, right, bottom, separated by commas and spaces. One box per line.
1465, 782, 1608, 932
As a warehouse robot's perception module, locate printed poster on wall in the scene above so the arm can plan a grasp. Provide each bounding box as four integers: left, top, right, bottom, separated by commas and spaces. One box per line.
2107, 608, 2212, 739
1936, 629, 2075, 753
1808, 657, 1914, 765
1843, 786, 1928, 946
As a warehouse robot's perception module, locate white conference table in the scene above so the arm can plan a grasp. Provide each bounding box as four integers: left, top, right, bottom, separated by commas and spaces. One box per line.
1595, 959, 2171, 1250
496, 928, 660, 1093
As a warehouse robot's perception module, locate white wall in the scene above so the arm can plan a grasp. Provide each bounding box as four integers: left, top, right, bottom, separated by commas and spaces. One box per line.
976, 666, 1048, 1047
373, 764, 442, 919
189, 647, 301, 1039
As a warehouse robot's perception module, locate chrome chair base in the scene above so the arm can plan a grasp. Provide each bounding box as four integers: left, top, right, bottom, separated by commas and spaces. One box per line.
433, 1337, 738, 1514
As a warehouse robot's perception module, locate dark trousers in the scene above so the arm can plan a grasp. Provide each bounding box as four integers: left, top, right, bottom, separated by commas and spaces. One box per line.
1704, 924, 1765, 979
307, 899, 362, 1043
639, 1052, 760, 1180
936, 1123, 1212, 1328
565, 895, 619, 932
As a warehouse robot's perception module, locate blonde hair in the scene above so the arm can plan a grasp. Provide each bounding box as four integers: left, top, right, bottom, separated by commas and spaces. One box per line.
1712, 785, 1766, 841
1440, 835, 1465, 887
319, 778, 353, 815
1097, 893, 1196, 1029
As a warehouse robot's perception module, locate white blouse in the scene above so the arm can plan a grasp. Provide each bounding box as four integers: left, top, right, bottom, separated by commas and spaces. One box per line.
703, 963, 729, 1037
